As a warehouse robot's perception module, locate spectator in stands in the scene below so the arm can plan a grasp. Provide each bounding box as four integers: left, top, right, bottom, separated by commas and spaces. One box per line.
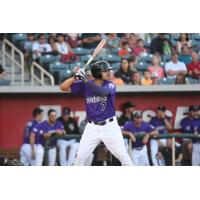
187, 52, 200, 79
0, 65, 9, 86
128, 56, 137, 72
161, 139, 183, 166
175, 74, 187, 84
132, 39, 147, 57
164, 52, 187, 78
54, 33, 73, 55
80, 33, 102, 49
118, 101, 136, 127
109, 70, 124, 86
149, 105, 172, 166
148, 55, 164, 83
48, 35, 57, 54
141, 70, 153, 86
118, 41, 132, 57
24, 33, 35, 65
66, 33, 80, 48
131, 71, 141, 85
178, 45, 192, 65
0, 65, 6, 79
106, 33, 121, 49
163, 38, 172, 55
150, 33, 166, 55
176, 33, 192, 54
32, 34, 52, 61
120, 33, 139, 50
114, 58, 132, 84
57, 107, 80, 166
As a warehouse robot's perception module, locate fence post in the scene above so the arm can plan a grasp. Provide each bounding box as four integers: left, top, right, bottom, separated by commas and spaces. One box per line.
128, 138, 132, 159
172, 137, 176, 166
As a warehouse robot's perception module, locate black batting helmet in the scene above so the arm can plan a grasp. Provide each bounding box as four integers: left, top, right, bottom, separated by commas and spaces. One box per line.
91, 61, 112, 79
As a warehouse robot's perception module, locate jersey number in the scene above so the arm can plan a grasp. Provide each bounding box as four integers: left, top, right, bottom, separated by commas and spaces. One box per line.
100, 102, 106, 111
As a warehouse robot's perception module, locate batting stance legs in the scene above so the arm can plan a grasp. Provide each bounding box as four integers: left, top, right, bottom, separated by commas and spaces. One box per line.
74, 118, 133, 166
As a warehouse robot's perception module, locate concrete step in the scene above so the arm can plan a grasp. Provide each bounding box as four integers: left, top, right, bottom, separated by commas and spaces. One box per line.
6, 72, 30, 82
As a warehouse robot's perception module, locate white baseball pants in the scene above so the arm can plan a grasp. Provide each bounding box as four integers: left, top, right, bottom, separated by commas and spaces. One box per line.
48, 147, 57, 166
20, 144, 44, 166
150, 139, 167, 166
132, 145, 149, 166
192, 143, 200, 166
74, 118, 133, 166
57, 139, 79, 166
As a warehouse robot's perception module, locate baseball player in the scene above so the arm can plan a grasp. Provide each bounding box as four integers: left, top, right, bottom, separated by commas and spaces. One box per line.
122, 111, 158, 166
57, 107, 80, 166
180, 105, 200, 165
149, 105, 172, 166
40, 109, 65, 166
59, 61, 133, 166
20, 108, 44, 166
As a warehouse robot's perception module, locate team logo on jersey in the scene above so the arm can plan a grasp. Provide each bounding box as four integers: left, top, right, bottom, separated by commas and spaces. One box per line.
86, 96, 107, 104
108, 83, 115, 89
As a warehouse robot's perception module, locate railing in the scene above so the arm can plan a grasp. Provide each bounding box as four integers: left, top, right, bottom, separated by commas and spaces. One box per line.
44, 133, 200, 166
2, 39, 24, 85
30, 61, 55, 86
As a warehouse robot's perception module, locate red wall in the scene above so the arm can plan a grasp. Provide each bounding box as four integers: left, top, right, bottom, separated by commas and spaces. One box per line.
0, 92, 200, 148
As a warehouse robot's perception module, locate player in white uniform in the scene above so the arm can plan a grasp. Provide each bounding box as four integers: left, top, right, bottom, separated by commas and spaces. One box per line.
59, 61, 133, 166
20, 108, 44, 166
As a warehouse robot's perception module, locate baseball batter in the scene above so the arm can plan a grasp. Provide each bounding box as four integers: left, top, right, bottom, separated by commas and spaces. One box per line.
59, 61, 133, 166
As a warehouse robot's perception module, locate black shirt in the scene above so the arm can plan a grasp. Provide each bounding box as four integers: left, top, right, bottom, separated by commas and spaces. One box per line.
118, 113, 134, 127
161, 146, 183, 166
80, 33, 101, 49
57, 116, 80, 135
114, 68, 132, 84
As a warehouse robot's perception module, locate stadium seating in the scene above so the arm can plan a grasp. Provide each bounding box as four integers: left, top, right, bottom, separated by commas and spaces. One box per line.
135, 61, 149, 71
12, 33, 27, 49
157, 77, 175, 85
72, 47, 92, 56
102, 54, 121, 63
111, 62, 121, 71
39, 55, 60, 71
186, 77, 199, 84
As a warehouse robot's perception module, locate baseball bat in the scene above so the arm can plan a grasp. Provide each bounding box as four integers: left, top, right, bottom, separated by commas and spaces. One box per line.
83, 38, 107, 70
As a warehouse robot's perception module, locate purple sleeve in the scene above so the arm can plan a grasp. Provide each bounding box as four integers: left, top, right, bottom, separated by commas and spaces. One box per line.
104, 82, 116, 95
32, 124, 41, 135
122, 122, 131, 132
71, 81, 85, 95
145, 123, 155, 133
57, 122, 64, 131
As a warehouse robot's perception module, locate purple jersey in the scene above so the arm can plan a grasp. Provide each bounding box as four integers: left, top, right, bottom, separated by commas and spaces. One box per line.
180, 117, 199, 133
149, 117, 168, 134
23, 120, 38, 144
71, 80, 116, 122
32, 123, 45, 145
123, 121, 155, 148
39, 120, 64, 147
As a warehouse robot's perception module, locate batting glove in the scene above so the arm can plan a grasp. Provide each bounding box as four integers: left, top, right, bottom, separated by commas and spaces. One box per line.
74, 68, 87, 82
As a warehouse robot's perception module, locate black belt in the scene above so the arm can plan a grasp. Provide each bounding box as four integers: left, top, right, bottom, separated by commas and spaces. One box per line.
88, 117, 114, 126
134, 146, 143, 150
